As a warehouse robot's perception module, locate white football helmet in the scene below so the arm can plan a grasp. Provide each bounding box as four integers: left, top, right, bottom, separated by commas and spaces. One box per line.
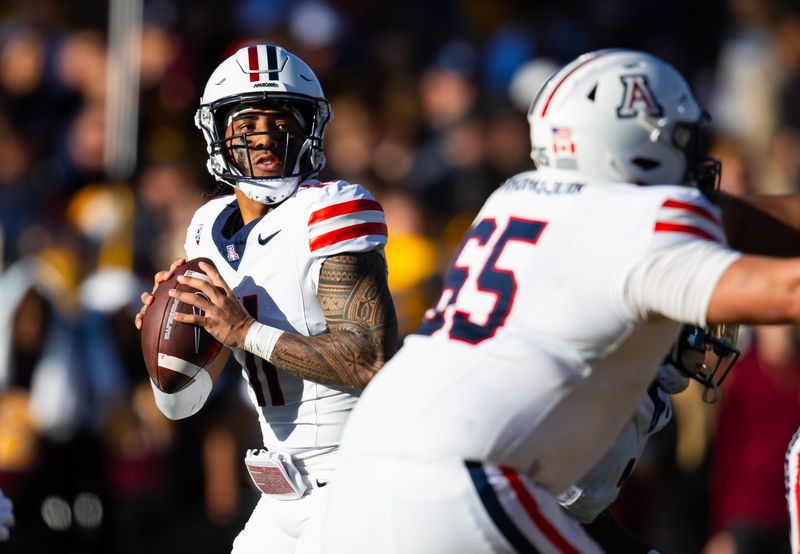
195, 44, 332, 204
529, 49, 717, 189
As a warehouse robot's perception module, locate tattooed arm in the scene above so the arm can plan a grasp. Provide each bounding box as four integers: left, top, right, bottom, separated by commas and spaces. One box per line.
170, 251, 399, 390
269, 250, 399, 389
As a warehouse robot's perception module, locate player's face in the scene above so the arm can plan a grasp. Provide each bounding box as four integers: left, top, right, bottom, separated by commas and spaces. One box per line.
224, 108, 305, 178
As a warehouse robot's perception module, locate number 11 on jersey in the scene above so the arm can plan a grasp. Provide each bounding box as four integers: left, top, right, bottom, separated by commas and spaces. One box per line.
417, 217, 547, 344
242, 295, 285, 406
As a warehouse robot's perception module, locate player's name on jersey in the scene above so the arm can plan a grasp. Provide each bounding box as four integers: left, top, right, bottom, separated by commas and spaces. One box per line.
500, 176, 585, 195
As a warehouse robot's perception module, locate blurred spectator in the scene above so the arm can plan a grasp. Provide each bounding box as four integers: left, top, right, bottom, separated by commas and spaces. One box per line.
0, 114, 33, 265
381, 190, 440, 338
771, 4, 800, 194
704, 326, 800, 554
54, 29, 107, 103
0, 248, 91, 552
134, 163, 208, 270
323, 94, 377, 186
709, 0, 791, 196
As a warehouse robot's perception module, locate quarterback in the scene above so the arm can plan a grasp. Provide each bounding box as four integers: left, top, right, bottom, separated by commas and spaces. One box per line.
134, 44, 398, 553
320, 49, 800, 553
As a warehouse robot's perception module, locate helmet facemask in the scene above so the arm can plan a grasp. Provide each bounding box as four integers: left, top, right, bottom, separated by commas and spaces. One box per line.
666, 324, 741, 403
196, 92, 331, 205
218, 99, 315, 179
672, 112, 721, 195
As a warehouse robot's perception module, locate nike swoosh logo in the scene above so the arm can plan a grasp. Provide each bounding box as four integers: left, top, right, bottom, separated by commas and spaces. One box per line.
258, 230, 281, 246
316, 479, 328, 488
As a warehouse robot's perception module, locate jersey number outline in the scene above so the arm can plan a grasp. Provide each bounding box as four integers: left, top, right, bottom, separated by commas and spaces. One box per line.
242, 295, 285, 406
417, 217, 547, 343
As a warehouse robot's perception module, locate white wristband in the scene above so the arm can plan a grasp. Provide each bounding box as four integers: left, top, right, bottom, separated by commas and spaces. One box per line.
244, 320, 284, 361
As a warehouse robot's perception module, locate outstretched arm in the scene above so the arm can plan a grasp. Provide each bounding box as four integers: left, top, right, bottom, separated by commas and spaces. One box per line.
718, 192, 800, 257
170, 250, 399, 390
707, 255, 800, 325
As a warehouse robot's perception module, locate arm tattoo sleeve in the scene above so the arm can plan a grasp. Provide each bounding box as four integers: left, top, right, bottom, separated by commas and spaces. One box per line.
269, 250, 399, 389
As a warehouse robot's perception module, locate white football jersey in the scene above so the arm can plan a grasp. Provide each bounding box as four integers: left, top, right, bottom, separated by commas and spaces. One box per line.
339, 171, 740, 494
184, 179, 387, 451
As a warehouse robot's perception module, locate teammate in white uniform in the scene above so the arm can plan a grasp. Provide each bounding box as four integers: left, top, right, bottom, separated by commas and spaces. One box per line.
559, 325, 739, 552
319, 49, 800, 553
134, 45, 397, 553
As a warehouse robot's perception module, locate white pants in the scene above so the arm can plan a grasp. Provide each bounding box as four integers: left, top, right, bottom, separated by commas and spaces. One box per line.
232, 487, 328, 554
320, 456, 603, 554
232, 447, 337, 554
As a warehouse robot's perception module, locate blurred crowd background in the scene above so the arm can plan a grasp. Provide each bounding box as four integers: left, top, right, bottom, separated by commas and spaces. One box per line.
1, 0, 800, 552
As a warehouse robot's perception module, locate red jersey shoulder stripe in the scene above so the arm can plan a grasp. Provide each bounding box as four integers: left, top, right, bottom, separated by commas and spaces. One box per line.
654, 222, 721, 242
661, 199, 720, 225
309, 222, 388, 252
308, 199, 383, 225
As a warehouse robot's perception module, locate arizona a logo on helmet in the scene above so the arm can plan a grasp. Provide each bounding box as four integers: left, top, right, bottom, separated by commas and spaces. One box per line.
616, 75, 664, 118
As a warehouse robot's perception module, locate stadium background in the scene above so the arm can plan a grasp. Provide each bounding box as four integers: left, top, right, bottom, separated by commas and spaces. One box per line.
0, 0, 799, 552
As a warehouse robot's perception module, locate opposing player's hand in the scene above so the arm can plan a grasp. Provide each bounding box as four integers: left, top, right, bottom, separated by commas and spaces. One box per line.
168, 261, 254, 349
0, 488, 14, 541
134, 258, 187, 330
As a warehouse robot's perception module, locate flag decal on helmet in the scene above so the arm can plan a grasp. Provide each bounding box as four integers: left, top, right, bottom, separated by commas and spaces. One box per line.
616, 75, 663, 118
551, 128, 575, 155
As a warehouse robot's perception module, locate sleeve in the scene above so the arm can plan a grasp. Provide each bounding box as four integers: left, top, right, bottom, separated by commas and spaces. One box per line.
623, 192, 742, 326
652, 193, 727, 245
306, 182, 388, 259
150, 369, 212, 420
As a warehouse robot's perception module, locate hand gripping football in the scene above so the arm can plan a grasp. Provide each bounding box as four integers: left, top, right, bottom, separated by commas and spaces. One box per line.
141, 257, 223, 393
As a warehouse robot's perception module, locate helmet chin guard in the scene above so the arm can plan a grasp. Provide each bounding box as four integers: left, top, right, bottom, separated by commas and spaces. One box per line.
195, 45, 332, 205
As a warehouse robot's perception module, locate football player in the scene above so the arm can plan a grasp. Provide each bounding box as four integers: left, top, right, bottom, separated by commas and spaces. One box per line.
134, 44, 398, 553
318, 49, 800, 553
560, 325, 740, 553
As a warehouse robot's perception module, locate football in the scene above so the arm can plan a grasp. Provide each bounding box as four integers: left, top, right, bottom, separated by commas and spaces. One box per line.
141, 257, 223, 393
